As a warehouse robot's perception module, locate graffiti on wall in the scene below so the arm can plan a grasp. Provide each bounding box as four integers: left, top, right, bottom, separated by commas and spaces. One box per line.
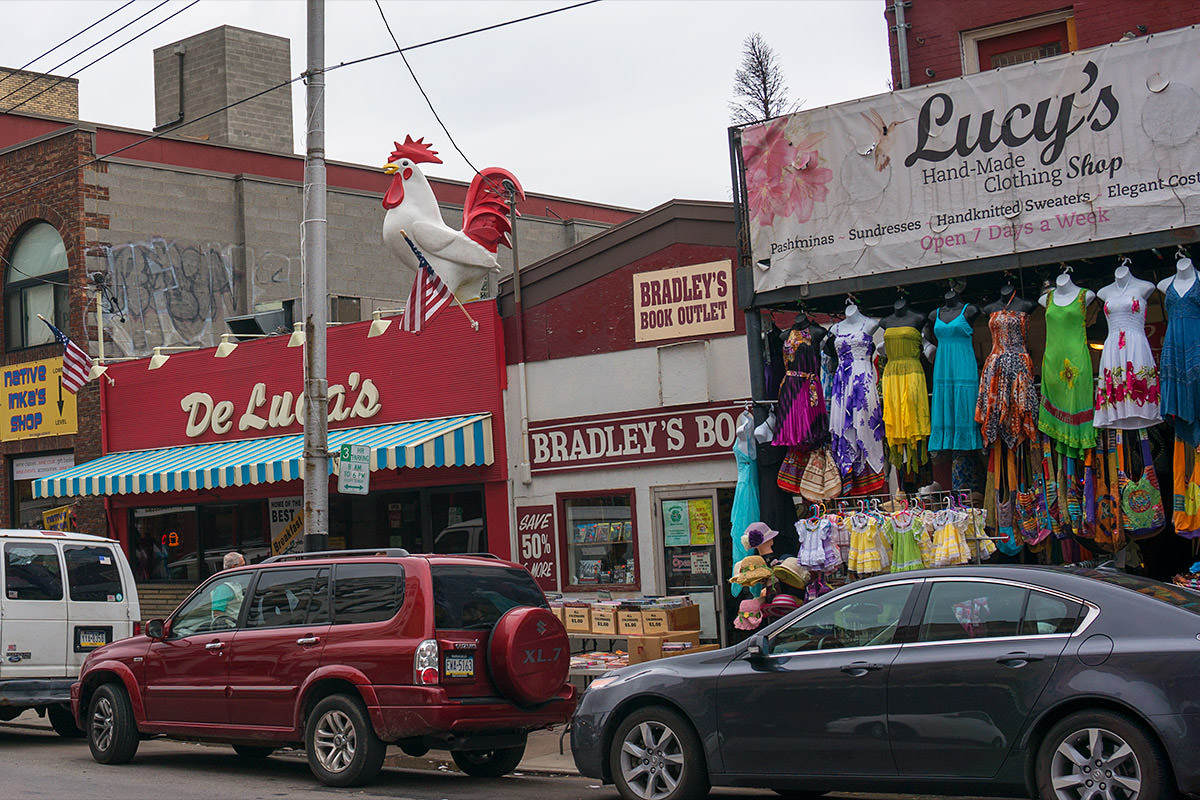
88, 237, 300, 355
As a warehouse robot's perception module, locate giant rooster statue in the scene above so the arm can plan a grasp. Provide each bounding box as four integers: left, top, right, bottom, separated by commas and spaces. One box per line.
381, 136, 525, 301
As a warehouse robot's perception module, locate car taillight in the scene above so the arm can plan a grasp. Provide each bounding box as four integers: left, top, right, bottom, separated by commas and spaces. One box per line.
133, 621, 141, 636
415, 639, 439, 685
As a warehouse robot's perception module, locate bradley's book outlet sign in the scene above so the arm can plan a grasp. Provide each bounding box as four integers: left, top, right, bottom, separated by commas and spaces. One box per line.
529, 402, 742, 473
633, 260, 734, 343
740, 24, 1200, 293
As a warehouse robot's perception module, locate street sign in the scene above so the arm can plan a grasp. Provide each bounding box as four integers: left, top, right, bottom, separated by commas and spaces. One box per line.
337, 443, 370, 495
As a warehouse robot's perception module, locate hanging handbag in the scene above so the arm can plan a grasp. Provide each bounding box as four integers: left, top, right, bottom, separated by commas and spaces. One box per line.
1093, 430, 1124, 552
1119, 429, 1166, 539
1065, 455, 1084, 538
777, 447, 807, 494
996, 445, 1023, 556
819, 447, 844, 499
799, 447, 841, 501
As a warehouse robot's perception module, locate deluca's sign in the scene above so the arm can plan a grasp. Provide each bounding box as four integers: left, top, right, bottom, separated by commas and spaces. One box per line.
529, 402, 741, 473
740, 25, 1200, 293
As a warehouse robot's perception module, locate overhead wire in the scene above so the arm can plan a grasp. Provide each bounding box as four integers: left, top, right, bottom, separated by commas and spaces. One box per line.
0, 0, 138, 90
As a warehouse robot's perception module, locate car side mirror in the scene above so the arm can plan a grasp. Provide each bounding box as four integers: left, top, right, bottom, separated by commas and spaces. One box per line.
746, 633, 771, 661
145, 618, 166, 640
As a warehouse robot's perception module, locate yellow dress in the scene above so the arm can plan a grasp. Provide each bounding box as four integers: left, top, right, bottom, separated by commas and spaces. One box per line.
882, 327, 931, 470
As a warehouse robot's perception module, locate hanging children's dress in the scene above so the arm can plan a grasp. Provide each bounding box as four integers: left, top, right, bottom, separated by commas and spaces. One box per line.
828, 329, 886, 485
1038, 290, 1097, 458
886, 510, 925, 572
976, 303, 1039, 448
846, 513, 890, 575
773, 325, 830, 451
795, 517, 841, 571
1094, 288, 1161, 429
1161, 279, 1200, 446
882, 327, 931, 470
929, 308, 983, 452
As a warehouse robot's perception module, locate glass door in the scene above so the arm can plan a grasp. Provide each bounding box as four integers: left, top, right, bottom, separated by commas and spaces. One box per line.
655, 486, 734, 646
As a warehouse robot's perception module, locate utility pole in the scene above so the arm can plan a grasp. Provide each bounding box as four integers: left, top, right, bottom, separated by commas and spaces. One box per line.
302, 0, 329, 551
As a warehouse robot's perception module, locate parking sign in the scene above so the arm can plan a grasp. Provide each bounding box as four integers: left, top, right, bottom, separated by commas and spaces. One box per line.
338, 443, 370, 495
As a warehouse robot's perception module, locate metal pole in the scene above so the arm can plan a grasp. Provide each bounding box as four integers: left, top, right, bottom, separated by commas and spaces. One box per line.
302, 0, 329, 551
892, 0, 912, 89
505, 180, 533, 486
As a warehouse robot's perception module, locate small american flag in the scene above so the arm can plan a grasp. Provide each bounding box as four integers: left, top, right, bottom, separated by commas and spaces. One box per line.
41, 318, 92, 393
399, 233, 454, 334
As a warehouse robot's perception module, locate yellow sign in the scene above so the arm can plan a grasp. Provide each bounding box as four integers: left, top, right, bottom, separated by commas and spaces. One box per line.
2, 358, 78, 442
271, 509, 305, 556
633, 260, 735, 343
688, 498, 715, 545
42, 505, 73, 531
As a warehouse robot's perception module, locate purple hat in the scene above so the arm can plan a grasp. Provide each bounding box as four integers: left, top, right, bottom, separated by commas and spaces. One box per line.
742, 522, 779, 551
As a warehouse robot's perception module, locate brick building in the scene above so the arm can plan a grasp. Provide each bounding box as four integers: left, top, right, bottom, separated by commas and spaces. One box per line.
1, 25, 636, 542
885, 0, 1200, 89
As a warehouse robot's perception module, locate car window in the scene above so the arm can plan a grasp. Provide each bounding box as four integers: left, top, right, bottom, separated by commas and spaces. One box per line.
332, 563, 404, 625
432, 564, 547, 630
171, 572, 253, 637
64, 545, 124, 602
1021, 590, 1082, 635
1070, 568, 1200, 616
919, 581, 1025, 642
245, 567, 328, 628
771, 584, 914, 654
3, 542, 63, 601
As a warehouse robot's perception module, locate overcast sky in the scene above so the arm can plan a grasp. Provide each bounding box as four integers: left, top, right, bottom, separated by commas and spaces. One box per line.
4, 0, 892, 210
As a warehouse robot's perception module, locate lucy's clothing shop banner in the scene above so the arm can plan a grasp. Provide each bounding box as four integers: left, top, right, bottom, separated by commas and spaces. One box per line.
740, 25, 1200, 293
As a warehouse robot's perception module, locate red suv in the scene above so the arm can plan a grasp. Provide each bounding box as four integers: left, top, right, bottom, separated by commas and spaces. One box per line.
71, 549, 574, 786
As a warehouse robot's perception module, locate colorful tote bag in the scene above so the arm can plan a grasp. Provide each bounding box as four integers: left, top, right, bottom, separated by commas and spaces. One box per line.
777, 447, 806, 494
1119, 430, 1166, 539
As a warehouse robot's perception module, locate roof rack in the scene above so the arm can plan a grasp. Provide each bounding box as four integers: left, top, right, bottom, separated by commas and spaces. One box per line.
424, 552, 501, 560
262, 547, 410, 564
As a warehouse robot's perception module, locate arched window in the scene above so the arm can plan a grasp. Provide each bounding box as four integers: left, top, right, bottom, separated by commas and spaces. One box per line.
5, 222, 69, 350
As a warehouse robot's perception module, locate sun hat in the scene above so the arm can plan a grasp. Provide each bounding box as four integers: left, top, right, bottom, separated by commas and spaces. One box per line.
734, 597, 764, 630
729, 555, 773, 587
772, 557, 812, 589
740, 522, 779, 551
763, 593, 802, 619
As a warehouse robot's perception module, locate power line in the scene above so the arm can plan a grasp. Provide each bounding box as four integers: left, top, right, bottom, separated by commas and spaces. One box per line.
0, 0, 138, 88
1, 0, 196, 118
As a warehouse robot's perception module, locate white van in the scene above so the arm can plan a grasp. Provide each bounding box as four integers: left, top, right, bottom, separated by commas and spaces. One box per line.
0, 529, 140, 737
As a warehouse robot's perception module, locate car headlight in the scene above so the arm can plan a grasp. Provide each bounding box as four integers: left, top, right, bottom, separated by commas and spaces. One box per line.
587, 675, 621, 691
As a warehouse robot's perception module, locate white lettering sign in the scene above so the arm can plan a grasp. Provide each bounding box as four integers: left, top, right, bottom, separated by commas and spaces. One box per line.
181, 372, 382, 438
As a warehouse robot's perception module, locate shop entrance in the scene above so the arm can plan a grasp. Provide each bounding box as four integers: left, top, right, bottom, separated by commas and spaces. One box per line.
653, 485, 735, 646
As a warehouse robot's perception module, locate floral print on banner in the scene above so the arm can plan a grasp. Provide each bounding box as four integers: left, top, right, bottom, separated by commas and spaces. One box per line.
741, 117, 833, 227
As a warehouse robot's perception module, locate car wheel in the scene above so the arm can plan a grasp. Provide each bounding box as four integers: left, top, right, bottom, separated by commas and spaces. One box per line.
232, 744, 275, 759
610, 706, 709, 800
47, 703, 84, 738
87, 684, 140, 764
451, 743, 525, 777
1036, 709, 1172, 800
304, 694, 385, 787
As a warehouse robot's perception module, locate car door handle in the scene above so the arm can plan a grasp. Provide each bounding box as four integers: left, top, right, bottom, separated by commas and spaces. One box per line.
205, 641, 224, 651
840, 661, 884, 676
296, 636, 320, 646
995, 651, 1045, 667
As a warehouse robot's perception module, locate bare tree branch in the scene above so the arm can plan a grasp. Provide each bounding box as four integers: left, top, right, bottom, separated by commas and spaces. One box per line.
729, 33, 799, 124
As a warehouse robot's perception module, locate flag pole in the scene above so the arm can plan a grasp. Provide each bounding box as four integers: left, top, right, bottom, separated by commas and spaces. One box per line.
399, 229, 480, 331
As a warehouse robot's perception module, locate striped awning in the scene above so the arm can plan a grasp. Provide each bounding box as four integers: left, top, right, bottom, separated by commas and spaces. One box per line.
33, 413, 493, 499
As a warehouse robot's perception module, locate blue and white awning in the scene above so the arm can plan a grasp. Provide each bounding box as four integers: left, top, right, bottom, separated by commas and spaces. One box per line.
33, 414, 493, 499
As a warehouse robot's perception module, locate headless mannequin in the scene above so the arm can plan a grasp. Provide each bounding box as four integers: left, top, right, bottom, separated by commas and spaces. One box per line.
879, 296, 926, 331
924, 288, 978, 341
827, 301, 880, 358
784, 313, 829, 355
982, 282, 1035, 314
1039, 268, 1096, 309
735, 409, 757, 460
1099, 264, 1156, 307
1157, 256, 1197, 298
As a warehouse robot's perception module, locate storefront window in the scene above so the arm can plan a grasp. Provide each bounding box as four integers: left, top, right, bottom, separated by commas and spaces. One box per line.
431, 488, 485, 554
559, 490, 638, 590
132, 502, 266, 582
9, 453, 75, 530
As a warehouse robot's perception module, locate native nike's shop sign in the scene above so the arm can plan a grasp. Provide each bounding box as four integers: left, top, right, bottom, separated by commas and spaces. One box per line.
633, 261, 734, 342
2, 358, 78, 441
739, 25, 1200, 293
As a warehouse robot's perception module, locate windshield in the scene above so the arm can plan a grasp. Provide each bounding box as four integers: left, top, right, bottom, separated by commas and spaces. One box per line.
432, 564, 547, 630
1071, 568, 1200, 616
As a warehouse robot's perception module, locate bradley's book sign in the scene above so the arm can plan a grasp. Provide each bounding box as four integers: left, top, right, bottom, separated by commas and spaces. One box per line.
740, 25, 1200, 293
633, 260, 734, 342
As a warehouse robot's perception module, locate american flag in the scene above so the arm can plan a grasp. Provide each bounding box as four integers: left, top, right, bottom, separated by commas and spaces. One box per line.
399, 233, 454, 334
42, 318, 93, 393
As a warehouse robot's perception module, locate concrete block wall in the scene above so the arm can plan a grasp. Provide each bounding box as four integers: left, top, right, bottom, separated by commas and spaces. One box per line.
0, 68, 78, 118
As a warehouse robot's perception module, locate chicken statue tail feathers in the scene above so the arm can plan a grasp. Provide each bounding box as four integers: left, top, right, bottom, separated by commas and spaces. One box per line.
462, 167, 524, 254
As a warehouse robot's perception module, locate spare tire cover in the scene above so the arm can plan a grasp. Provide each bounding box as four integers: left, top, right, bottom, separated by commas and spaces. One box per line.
488, 606, 569, 705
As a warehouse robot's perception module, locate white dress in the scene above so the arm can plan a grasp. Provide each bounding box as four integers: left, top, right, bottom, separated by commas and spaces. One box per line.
1094, 285, 1162, 429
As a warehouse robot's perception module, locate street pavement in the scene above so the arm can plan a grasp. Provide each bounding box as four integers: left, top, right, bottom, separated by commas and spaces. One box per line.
1, 710, 1018, 799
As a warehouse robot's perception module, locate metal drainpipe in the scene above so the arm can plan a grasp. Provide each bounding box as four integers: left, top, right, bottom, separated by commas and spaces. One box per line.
505, 180, 533, 486
893, 0, 912, 89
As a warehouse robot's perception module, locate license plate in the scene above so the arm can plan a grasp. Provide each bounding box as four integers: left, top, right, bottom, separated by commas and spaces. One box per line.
444, 654, 474, 678
78, 629, 109, 648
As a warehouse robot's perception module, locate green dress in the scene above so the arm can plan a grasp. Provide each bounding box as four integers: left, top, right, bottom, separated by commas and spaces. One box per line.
1038, 289, 1096, 458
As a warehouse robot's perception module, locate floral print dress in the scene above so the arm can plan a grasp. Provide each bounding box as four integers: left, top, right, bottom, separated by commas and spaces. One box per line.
1094, 288, 1162, 429
773, 325, 831, 451
1037, 290, 1097, 459
975, 308, 1039, 448
828, 329, 885, 480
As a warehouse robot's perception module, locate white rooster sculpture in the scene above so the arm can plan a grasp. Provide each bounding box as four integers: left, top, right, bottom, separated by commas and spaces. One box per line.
381, 136, 524, 300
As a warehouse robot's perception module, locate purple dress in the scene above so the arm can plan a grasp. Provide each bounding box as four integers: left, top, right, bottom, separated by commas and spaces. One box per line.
828, 329, 885, 478
773, 326, 830, 451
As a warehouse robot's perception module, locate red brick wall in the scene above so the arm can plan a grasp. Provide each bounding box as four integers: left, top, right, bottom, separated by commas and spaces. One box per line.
0, 129, 106, 537
887, 0, 1200, 88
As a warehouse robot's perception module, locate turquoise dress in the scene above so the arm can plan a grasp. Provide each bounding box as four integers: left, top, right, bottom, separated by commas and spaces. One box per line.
729, 419, 761, 598
929, 308, 982, 452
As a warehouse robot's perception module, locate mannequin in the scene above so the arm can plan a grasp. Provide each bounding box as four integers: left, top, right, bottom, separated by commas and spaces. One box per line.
831, 299, 881, 337
879, 295, 927, 330
1095, 261, 1161, 430
982, 280, 1035, 314
1158, 256, 1197, 298
787, 312, 829, 351
1039, 266, 1096, 308
925, 286, 979, 344
1098, 262, 1156, 306
926, 286, 983, 453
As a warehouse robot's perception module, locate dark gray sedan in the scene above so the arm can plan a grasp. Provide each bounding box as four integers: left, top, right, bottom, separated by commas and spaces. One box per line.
571, 565, 1200, 800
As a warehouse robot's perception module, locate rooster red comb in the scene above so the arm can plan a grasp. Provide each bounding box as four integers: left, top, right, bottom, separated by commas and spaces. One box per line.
389, 136, 443, 165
